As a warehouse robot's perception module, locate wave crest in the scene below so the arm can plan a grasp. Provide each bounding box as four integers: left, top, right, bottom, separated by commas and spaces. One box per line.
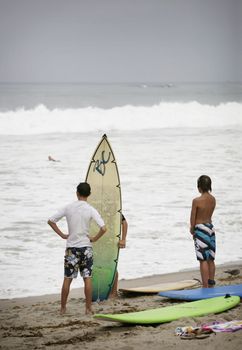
0, 102, 241, 135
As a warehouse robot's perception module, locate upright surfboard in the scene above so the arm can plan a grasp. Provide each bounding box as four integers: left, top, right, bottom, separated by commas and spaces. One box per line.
86, 134, 122, 301
94, 296, 240, 324
158, 283, 242, 300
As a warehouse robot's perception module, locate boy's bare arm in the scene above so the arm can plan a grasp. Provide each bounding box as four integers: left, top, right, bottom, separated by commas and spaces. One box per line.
89, 225, 107, 243
190, 199, 197, 235
48, 220, 69, 240
119, 219, 128, 248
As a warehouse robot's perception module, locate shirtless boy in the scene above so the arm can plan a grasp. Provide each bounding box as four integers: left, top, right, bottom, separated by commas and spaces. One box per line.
190, 175, 216, 288
109, 214, 128, 298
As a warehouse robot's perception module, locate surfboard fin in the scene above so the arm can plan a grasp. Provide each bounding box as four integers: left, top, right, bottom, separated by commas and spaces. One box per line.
224, 294, 231, 298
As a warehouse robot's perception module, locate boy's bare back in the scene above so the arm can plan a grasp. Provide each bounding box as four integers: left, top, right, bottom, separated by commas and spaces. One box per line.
192, 193, 216, 226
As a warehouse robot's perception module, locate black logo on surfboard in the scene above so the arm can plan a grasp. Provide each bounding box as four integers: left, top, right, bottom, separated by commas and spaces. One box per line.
94, 151, 111, 176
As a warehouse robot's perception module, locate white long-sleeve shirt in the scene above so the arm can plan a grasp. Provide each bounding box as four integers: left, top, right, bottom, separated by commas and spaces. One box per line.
49, 200, 105, 248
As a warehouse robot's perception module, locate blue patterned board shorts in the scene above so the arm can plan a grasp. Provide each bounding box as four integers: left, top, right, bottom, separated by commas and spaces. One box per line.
194, 223, 216, 261
64, 247, 93, 278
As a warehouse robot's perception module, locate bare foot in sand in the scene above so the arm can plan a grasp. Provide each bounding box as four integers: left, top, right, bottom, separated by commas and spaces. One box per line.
60, 307, 66, 315
109, 293, 118, 299
85, 308, 94, 315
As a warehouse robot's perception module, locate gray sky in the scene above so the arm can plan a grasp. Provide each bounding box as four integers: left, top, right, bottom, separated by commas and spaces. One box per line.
0, 0, 241, 83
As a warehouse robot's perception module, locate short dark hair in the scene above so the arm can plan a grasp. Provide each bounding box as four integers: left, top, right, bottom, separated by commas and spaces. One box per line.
76, 182, 91, 197
197, 175, 212, 192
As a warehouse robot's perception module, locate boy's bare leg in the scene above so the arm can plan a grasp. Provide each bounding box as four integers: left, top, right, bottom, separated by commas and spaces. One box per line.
199, 261, 209, 288
109, 271, 118, 298
84, 277, 93, 314
208, 260, 216, 287
61, 277, 73, 314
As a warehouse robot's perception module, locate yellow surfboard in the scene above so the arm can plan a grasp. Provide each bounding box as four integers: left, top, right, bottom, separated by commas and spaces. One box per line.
119, 279, 200, 294
86, 134, 122, 301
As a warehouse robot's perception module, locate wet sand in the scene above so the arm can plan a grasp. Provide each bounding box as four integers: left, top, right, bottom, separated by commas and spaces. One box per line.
1, 261, 242, 350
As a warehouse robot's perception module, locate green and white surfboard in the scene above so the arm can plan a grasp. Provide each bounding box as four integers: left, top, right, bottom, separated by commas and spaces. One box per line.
86, 134, 122, 301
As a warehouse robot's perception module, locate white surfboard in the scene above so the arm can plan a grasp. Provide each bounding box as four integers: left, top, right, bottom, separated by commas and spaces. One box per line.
119, 279, 200, 294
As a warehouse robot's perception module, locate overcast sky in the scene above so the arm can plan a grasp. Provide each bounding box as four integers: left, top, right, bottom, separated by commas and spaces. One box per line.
0, 0, 241, 83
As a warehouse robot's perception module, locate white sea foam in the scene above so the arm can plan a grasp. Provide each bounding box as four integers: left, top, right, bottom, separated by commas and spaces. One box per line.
1, 93, 242, 298
1, 126, 242, 298
0, 102, 242, 135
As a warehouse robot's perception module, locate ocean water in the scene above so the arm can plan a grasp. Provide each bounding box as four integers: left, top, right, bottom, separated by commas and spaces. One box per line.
0, 82, 242, 299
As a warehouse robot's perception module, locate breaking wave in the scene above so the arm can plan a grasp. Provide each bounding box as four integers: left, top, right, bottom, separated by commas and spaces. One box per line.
0, 101, 241, 135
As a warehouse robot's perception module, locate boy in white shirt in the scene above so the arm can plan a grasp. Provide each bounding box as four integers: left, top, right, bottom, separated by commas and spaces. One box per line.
48, 182, 106, 314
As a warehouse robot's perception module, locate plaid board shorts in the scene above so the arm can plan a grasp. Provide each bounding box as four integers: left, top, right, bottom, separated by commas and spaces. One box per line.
64, 247, 93, 278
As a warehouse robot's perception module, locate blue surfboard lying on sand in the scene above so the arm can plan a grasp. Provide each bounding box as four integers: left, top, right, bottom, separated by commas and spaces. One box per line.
158, 283, 242, 301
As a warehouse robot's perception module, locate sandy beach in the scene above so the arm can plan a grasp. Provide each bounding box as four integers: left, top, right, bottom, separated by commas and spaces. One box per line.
1, 261, 242, 350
